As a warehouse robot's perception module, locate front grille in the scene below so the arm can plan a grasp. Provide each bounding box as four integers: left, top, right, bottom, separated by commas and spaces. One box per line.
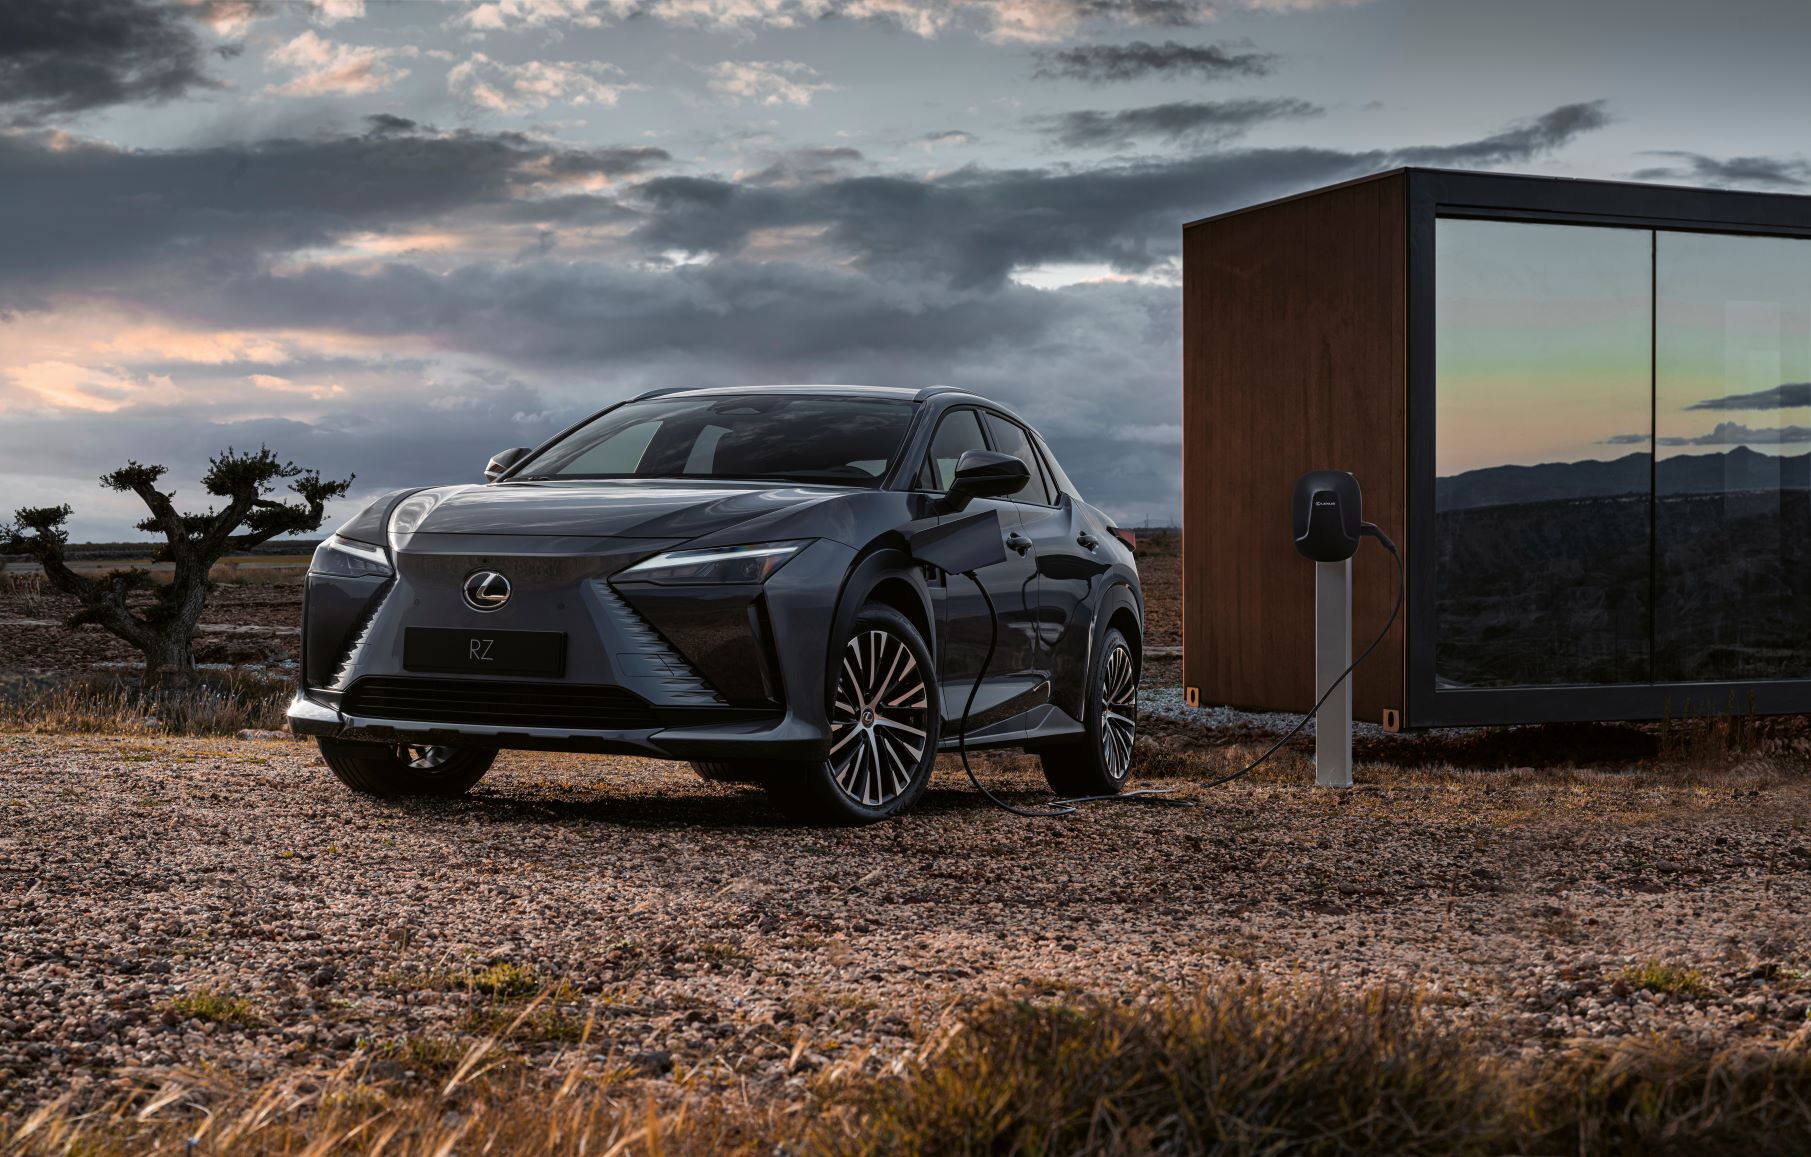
343, 677, 658, 731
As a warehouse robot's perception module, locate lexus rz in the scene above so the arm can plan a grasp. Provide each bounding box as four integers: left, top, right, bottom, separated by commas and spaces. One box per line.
290, 386, 1141, 824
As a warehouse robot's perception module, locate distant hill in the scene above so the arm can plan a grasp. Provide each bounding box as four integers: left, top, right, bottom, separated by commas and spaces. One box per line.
1437, 447, 1811, 511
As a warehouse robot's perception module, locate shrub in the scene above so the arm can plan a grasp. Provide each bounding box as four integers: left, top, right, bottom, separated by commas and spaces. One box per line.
470, 962, 541, 999
167, 989, 259, 1027
1619, 962, 1711, 998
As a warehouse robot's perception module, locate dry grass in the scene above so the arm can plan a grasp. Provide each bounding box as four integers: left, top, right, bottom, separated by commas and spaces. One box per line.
1620, 962, 1712, 998
0, 671, 291, 736
824, 983, 1513, 1156
166, 989, 260, 1028
10, 981, 1811, 1157
847, 987, 1811, 1156
471, 962, 543, 1000
0, 573, 54, 616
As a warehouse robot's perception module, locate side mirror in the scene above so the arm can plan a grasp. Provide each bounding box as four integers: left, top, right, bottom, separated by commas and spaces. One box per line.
945, 449, 1028, 508
484, 447, 532, 483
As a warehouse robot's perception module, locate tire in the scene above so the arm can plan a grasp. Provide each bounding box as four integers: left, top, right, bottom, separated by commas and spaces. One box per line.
761, 603, 940, 825
690, 760, 773, 785
1040, 625, 1139, 798
318, 737, 497, 798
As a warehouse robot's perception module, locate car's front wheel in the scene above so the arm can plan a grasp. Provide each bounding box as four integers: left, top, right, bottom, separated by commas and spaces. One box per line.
761, 602, 940, 825
318, 738, 497, 798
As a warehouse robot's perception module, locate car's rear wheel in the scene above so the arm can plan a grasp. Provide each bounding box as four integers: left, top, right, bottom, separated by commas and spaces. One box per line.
318, 737, 497, 798
1040, 625, 1138, 797
761, 603, 940, 825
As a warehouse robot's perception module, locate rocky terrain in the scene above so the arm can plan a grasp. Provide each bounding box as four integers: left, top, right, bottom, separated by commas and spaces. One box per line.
1, 731, 1806, 1114
2, 536, 1808, 1123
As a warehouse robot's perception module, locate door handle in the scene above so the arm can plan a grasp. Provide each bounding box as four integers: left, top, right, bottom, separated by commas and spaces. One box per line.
1005, 531, 1032, 556
1076, 532, 1099, 551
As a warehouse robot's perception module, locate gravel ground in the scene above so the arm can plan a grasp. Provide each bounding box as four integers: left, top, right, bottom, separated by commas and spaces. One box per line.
3, 731, 1808, 1114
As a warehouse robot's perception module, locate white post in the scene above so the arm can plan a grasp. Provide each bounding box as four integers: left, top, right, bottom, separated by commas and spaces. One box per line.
1314, 559, 1352, 788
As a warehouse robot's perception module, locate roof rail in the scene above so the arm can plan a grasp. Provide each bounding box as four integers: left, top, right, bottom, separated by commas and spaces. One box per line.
630, 385, 694, 402
913, 385, 966, 401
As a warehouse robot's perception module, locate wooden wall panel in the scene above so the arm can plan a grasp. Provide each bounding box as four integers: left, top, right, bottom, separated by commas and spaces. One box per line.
1181, 172, 1408, 720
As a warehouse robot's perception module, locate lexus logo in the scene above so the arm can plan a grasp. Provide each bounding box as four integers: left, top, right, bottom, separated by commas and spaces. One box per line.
462, 570, 512, 612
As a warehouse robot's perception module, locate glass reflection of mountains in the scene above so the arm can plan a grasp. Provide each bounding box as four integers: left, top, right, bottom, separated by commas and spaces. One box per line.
1434, 447, 1811, 690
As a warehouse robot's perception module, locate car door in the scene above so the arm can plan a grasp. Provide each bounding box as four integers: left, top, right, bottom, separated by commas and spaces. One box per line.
913, 407, 1043, 730
980, 413, 1100, 681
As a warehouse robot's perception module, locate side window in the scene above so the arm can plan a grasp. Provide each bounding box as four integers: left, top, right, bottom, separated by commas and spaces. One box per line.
917, 408, 989, 491
1033, 432, 1080, 502
982, 413, 1055, 505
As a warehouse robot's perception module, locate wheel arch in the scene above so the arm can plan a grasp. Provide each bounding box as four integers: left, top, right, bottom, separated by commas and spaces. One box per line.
1105, 593, 1143, 661
1082, 579, 1144, 707
830, 544, 937, 663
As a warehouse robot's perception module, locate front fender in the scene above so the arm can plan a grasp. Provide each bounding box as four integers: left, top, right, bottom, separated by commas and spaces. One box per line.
829, 547, 936, 660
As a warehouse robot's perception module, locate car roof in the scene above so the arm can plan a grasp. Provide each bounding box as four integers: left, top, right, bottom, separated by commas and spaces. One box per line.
633, 383, 907, 400
629, 383, 1011, 407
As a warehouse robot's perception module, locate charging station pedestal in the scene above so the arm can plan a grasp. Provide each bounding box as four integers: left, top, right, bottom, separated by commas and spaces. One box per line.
1314, 559, 1353, 788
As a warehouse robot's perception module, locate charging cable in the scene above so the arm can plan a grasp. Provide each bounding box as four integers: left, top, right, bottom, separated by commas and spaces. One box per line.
954, 572, 1185, 818
1191, 523, 1403, 791
955, 572, 1082, 817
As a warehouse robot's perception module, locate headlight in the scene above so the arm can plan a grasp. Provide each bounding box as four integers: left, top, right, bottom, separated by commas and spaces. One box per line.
387, 491, 443, 552
616, 540, 808, 585
309, 535, 393, 578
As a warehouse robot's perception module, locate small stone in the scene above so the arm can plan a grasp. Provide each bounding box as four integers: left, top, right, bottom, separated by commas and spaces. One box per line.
628, 1050, 673, 1077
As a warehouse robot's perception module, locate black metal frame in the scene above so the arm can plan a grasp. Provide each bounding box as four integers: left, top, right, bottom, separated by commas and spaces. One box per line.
1404, 168, 1811, 727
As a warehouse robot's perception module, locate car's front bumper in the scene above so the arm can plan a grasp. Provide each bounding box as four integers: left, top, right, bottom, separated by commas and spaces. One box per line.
286, 691, 828, 760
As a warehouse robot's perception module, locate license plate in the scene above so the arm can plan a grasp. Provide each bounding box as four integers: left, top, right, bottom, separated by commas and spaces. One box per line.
403, 628, 567, 677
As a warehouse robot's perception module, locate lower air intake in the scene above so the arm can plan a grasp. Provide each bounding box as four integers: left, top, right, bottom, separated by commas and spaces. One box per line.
343, 677, 658, 731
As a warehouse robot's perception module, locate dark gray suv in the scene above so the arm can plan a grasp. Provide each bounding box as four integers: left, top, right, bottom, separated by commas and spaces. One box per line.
290, 385, 1141, 824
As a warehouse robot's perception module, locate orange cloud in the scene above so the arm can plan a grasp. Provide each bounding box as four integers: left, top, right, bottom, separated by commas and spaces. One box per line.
5, 361, 177, 413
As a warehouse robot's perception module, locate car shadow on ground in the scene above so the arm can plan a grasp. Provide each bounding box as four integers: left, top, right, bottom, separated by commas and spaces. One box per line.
365, 780, 1033, 831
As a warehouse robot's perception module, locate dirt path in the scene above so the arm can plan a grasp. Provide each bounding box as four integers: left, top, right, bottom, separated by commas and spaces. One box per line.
1, 733, 1807, 1113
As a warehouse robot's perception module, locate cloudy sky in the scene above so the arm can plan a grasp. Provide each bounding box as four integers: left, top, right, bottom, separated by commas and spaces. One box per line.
4, 0, 1809, 538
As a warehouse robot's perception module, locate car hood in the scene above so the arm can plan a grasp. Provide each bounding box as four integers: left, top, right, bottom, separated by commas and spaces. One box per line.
405, 479, 850, 541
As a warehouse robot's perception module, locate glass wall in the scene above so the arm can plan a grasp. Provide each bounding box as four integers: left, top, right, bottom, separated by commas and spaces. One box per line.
1436, 219, 1811, 690
1434, 219, 1653, 688
1654, 232, 1811, 682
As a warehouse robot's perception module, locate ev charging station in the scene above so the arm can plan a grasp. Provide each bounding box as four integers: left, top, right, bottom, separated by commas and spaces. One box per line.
1292, 469, 1398, 789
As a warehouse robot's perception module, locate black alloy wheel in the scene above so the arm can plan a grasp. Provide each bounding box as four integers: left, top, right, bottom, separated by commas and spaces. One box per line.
762, 603, 940, 824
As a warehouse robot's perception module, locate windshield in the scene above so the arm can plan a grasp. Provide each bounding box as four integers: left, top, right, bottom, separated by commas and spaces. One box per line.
516, 394, 915, 486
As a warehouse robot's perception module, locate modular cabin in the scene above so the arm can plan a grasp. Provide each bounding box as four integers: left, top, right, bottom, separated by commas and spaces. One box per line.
1183, 168, 1811, 728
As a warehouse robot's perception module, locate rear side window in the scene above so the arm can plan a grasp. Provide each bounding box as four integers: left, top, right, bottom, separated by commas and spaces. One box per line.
1033, 431, 1081, 501
982, 413, 1056, 505
918, 408, 989, 491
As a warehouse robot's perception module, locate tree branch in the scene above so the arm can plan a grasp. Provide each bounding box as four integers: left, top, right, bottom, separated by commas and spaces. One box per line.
101, 462, 193, 567
5, 505, 153, 643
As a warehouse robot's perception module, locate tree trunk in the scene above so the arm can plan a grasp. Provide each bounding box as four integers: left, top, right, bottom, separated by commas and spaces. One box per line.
141, 629, 198, 688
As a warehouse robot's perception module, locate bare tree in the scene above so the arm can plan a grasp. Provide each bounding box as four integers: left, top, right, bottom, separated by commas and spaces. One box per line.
4, 447, 352, 686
